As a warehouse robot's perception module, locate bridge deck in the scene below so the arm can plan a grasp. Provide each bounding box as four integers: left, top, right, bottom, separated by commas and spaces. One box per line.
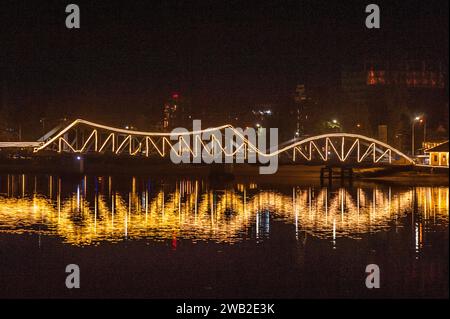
0, 142, 42, 148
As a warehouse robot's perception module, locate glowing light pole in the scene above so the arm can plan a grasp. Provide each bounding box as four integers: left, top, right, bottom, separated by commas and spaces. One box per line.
422, 117, 426, 146
411, 116, 420, 156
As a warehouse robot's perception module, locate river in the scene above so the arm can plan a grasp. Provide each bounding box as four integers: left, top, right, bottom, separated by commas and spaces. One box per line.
0, 174, 448, 298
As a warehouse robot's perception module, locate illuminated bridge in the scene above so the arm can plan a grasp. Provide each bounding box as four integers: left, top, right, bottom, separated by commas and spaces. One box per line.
0, 119, 415, 167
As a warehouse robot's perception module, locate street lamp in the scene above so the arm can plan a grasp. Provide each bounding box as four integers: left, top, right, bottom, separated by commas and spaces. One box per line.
329, 119, 340, 132
420, 118, 426, 146
411, 116, 422, 156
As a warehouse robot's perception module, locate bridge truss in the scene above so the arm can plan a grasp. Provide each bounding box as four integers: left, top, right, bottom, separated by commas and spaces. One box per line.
33, 119, 414, 165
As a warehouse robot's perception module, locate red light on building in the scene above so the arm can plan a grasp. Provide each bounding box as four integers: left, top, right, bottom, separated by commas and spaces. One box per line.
172, 93, 179, 99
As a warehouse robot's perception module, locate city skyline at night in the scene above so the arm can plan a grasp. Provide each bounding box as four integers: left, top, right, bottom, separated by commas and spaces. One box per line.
0, 0, 448, 307
1, 1, 448, 144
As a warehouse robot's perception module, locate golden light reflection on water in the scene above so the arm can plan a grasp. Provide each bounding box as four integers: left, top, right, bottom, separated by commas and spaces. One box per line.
0, 175, 448, 246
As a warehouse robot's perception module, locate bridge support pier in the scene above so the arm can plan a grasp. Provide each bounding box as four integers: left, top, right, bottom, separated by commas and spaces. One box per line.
320, 166, 353, 184
320, 166, 333, 184
340, 167, 353, 180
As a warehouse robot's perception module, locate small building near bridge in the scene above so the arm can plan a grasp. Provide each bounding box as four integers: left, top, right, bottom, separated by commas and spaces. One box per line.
425, 141, 449, 167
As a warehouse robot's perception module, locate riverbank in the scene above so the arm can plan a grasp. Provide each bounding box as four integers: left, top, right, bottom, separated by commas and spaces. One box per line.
233, 164, 448, 186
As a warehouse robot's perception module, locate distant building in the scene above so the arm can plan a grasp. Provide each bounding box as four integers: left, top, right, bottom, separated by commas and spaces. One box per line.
365, 60, 445, 89
162, 102, 176, 130
341, 56, 447, 152
422, 139, 448, 152
293, 84, 313, 138
425, 141, 449, 167
162, 93, 188, 130
342, 59, 445, 92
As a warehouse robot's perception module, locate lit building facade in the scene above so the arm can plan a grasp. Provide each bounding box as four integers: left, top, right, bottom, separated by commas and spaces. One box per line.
425, 141, 449, 167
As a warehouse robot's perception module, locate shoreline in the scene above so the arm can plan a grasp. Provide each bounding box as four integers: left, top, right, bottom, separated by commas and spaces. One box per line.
0, 160, 447, 186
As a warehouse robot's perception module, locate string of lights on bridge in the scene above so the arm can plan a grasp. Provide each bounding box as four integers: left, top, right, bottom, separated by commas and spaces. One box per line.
32, 119, 415, 165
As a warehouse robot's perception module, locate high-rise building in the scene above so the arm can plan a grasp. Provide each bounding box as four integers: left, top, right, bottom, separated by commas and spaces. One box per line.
162, 93, 188, 130
293, 84, 314, 138
340, 56, 447, 152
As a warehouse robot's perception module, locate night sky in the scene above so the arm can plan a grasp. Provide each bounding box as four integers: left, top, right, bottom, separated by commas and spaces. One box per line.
1, 0, 448, 132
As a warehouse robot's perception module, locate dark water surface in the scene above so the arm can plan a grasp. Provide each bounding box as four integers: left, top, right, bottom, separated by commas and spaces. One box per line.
0, 174, 448, 298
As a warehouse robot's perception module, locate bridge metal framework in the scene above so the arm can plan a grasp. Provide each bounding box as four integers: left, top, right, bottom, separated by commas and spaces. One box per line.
29, 119, 415, 166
